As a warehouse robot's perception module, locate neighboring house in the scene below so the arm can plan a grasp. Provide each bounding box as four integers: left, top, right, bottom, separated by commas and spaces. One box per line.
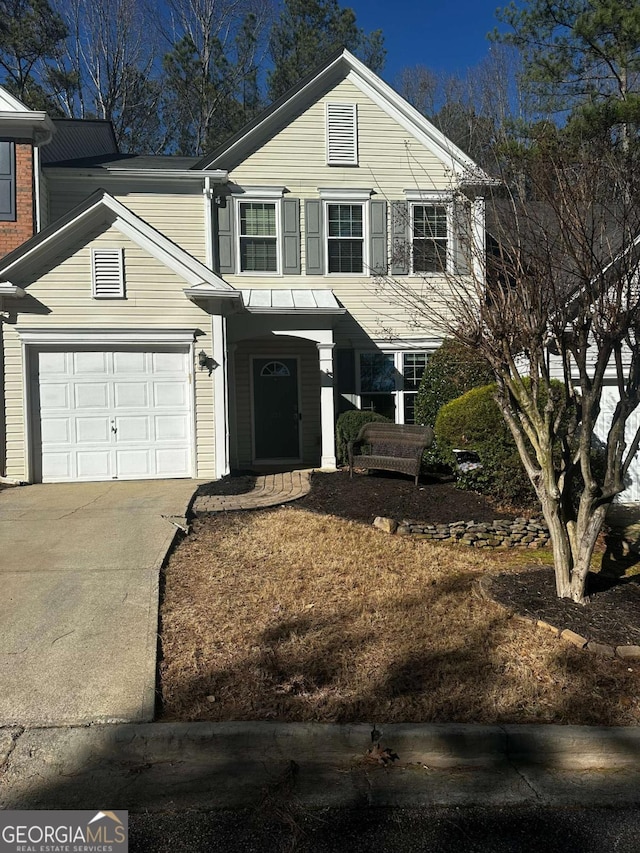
5, 50, 635, 501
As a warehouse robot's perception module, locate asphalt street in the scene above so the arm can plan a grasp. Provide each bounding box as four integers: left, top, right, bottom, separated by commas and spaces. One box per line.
129, 805, 640, 852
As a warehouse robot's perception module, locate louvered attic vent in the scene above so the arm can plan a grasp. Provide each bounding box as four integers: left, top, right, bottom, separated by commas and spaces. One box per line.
92, 247, 125, 298
326, 103, 358, 165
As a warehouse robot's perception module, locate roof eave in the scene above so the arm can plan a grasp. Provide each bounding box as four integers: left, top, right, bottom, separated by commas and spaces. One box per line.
0, 111, 55, 145
44, 166, 228, 181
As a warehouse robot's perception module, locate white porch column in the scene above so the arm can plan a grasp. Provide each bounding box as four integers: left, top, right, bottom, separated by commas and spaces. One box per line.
212, 313, 230, 479
317, 341, 337, 469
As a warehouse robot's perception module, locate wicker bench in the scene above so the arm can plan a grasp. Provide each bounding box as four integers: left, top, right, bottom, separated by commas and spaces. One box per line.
347, 423, 435, 486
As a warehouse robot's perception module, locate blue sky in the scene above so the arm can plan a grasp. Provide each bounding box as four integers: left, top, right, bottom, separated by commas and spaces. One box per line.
349, 0, 509, 85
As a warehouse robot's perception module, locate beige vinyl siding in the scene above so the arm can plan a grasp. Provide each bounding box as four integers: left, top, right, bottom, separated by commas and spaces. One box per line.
230, 78, 451, 195
223, 77, 459, 342
44, 174, 208, 262
231, 337, 320, 468
3, 224, 215, 481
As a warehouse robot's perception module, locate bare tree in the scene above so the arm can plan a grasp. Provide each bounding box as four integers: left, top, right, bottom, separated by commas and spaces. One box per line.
377, 133, 640, 603
50, 0, 165, 152
160, 0, 272, 154
396, 46, 525, 173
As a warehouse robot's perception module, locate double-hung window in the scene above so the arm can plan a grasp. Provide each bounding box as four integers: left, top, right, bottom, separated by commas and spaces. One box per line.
411, 203, 448, 274
238, 201, 279, 273
327, 203, 364, 274
358, 351, 428, 424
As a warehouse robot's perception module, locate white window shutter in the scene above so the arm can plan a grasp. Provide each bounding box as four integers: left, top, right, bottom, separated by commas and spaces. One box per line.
92, 248, 125, 298
326, 103, 358, 165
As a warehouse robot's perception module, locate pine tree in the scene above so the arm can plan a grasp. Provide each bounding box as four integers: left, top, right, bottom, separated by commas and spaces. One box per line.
496, 0, 640, 145
0, 0, 67, 109
267, 0, 384, 101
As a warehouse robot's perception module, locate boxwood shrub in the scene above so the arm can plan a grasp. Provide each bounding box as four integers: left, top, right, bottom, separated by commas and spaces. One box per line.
335, 410, 390, 467
435, 384, 535, 504
414, 339, 494, 472
414, 340, 494, 429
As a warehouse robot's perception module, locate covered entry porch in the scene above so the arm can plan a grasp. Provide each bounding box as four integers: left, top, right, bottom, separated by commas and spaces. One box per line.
226, 290, 344, 472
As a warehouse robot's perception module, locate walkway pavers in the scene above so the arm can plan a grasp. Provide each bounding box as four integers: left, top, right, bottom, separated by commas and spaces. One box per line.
193, 469, 312, 513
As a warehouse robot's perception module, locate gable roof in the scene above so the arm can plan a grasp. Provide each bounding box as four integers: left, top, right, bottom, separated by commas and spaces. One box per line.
196, 50, 489, 182
0, 189, 234, 293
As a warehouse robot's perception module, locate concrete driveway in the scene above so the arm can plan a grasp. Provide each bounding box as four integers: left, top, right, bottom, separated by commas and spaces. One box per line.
0, 479, 199, 726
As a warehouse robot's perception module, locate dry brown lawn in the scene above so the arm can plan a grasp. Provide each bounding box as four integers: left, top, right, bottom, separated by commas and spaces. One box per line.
159, 506, 640, 725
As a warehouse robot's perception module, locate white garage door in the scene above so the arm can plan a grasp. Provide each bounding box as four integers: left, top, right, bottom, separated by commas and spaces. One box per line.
34, 348, 193, 483
595, 386, 640, 502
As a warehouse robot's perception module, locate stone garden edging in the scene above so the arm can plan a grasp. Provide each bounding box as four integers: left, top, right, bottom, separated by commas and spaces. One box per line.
477, 574, 640, 663
373, 513, 640, 662
373, 515, 550, 549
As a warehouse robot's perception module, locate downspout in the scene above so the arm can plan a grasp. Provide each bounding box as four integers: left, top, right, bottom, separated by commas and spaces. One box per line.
204, 176, 213, 270
33, 146, 42, 233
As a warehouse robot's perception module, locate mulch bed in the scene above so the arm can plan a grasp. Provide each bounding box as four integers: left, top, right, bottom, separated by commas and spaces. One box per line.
296, 469, 520, 525
295, 469, 639, 653
488, 569, 640, 648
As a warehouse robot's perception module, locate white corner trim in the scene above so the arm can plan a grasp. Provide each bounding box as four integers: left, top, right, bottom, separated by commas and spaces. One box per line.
16, 328, 199, 346
318, 187, 373, 201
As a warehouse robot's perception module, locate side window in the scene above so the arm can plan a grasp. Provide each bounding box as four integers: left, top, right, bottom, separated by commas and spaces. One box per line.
238, 201, 278, 273
411, 204, 448, 273
357, 351, 428, 424
402, 352, 428, 424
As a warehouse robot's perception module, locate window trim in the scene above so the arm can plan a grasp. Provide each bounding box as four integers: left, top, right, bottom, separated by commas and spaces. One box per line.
356, 349, 429, 424
323, 199, 369, 277
409, 200, 453, 276
235, 197, 282, 276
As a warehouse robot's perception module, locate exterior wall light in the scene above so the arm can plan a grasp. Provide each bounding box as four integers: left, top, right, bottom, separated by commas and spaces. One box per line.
198, 350, 208, 370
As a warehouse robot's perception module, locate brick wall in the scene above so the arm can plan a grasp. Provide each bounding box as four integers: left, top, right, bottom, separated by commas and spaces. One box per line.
0, 141, 35, 258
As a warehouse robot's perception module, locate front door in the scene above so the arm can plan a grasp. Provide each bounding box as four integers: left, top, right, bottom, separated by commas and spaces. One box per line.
252, 358, 300, 460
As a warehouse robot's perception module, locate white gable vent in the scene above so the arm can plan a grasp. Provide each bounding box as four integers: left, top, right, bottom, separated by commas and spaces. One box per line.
91, 247, 125, 298
326, 103, 358, 166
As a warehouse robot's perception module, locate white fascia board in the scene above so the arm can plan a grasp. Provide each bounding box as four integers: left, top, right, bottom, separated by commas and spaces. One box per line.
44, 167, 228, 181
183, 287, 242, 301
345, 65, 486, 181
244, 306, 346, 315
0, 87, 30, 111
0, 197, 107, 278
109, 208, 231, 290
205, 56, 347, 169
0, 111, 55, 144
0, 282, 25, 297
16, 328, 198, 346
0, 190, 234, 292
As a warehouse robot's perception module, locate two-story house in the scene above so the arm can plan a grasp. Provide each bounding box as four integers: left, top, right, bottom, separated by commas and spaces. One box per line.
0, 50, 498, 486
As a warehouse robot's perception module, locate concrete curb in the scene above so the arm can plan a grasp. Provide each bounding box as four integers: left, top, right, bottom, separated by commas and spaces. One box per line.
1, 721, 639, 810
